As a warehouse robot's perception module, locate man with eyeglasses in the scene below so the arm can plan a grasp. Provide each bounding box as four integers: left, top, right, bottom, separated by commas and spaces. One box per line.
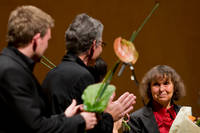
0, 7, 98, 133
42, 13, 136, 133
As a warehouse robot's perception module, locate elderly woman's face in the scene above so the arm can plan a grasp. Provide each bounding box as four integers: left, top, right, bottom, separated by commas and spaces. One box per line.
151, 77, 174, 107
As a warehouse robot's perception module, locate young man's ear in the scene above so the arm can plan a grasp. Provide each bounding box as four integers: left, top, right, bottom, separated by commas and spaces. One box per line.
32, 33, 41, 51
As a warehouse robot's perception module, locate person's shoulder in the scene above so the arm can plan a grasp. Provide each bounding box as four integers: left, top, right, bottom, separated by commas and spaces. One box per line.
0, 53, 16, 65
57, 61, 89, 74
46, 61, 93, 81
0, 54, 22, 72
130, 106, 148, 118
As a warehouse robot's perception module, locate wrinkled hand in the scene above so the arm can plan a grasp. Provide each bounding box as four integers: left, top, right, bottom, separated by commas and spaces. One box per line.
64, 99, 81, 117
105, 92, 136, 121
80, 112, 97, 130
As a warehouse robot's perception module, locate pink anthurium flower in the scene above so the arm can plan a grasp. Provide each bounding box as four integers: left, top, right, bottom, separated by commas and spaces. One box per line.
114, 37, 139, 65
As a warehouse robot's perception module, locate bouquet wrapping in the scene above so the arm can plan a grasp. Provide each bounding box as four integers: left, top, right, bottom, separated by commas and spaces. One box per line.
169, 106, 200, 133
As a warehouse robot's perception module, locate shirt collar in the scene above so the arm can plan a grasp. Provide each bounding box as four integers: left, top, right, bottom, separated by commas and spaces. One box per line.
6, 46, 35, 71
62, 52, 89, 70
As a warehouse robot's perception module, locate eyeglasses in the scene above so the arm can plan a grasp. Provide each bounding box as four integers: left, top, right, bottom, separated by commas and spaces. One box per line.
98, 41, 107, 48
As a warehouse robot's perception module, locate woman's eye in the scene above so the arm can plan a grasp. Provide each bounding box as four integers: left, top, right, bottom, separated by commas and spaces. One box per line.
153, 83, 159, 86
164, 81, 169, 85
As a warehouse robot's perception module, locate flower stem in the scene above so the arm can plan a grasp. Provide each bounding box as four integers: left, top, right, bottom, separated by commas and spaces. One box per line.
95, 60, 120, 102
130, 2, 159, 42
40, 56, 56, 69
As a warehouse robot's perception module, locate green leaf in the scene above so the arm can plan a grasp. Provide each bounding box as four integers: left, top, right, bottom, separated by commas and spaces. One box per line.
82, 83, 115, 112
196, 119, 200, 127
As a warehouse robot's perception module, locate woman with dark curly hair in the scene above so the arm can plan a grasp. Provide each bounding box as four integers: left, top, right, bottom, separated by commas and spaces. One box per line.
127, 65, 186, 133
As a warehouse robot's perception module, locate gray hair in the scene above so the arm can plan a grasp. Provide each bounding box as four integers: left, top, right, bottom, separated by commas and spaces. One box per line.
65, 13, 103, 55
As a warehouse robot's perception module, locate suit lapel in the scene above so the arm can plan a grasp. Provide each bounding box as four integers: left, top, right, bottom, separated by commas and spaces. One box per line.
141, 104, 160, 133
173, 103, 181, 114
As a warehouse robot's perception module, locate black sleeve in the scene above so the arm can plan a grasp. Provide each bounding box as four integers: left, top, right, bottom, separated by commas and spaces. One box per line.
1, 67, 85, 133
88, 113, 114, 133
42, 71, 72, 114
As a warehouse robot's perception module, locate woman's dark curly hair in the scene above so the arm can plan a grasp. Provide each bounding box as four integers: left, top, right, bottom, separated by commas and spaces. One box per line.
139, 65, 186, 101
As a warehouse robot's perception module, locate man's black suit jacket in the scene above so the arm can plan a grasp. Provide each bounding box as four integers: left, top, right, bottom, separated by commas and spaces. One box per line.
0, 47, 85, 133
42, 53, 114, 133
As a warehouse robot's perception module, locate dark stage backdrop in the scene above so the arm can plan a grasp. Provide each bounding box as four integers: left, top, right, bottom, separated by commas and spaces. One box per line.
0, 0, 200, 120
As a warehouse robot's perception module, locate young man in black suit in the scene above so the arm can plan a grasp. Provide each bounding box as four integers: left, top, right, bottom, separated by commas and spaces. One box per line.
0, 5, 97, 133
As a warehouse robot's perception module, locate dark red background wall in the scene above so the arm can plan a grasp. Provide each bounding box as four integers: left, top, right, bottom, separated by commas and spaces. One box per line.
0, 0, 199, 119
